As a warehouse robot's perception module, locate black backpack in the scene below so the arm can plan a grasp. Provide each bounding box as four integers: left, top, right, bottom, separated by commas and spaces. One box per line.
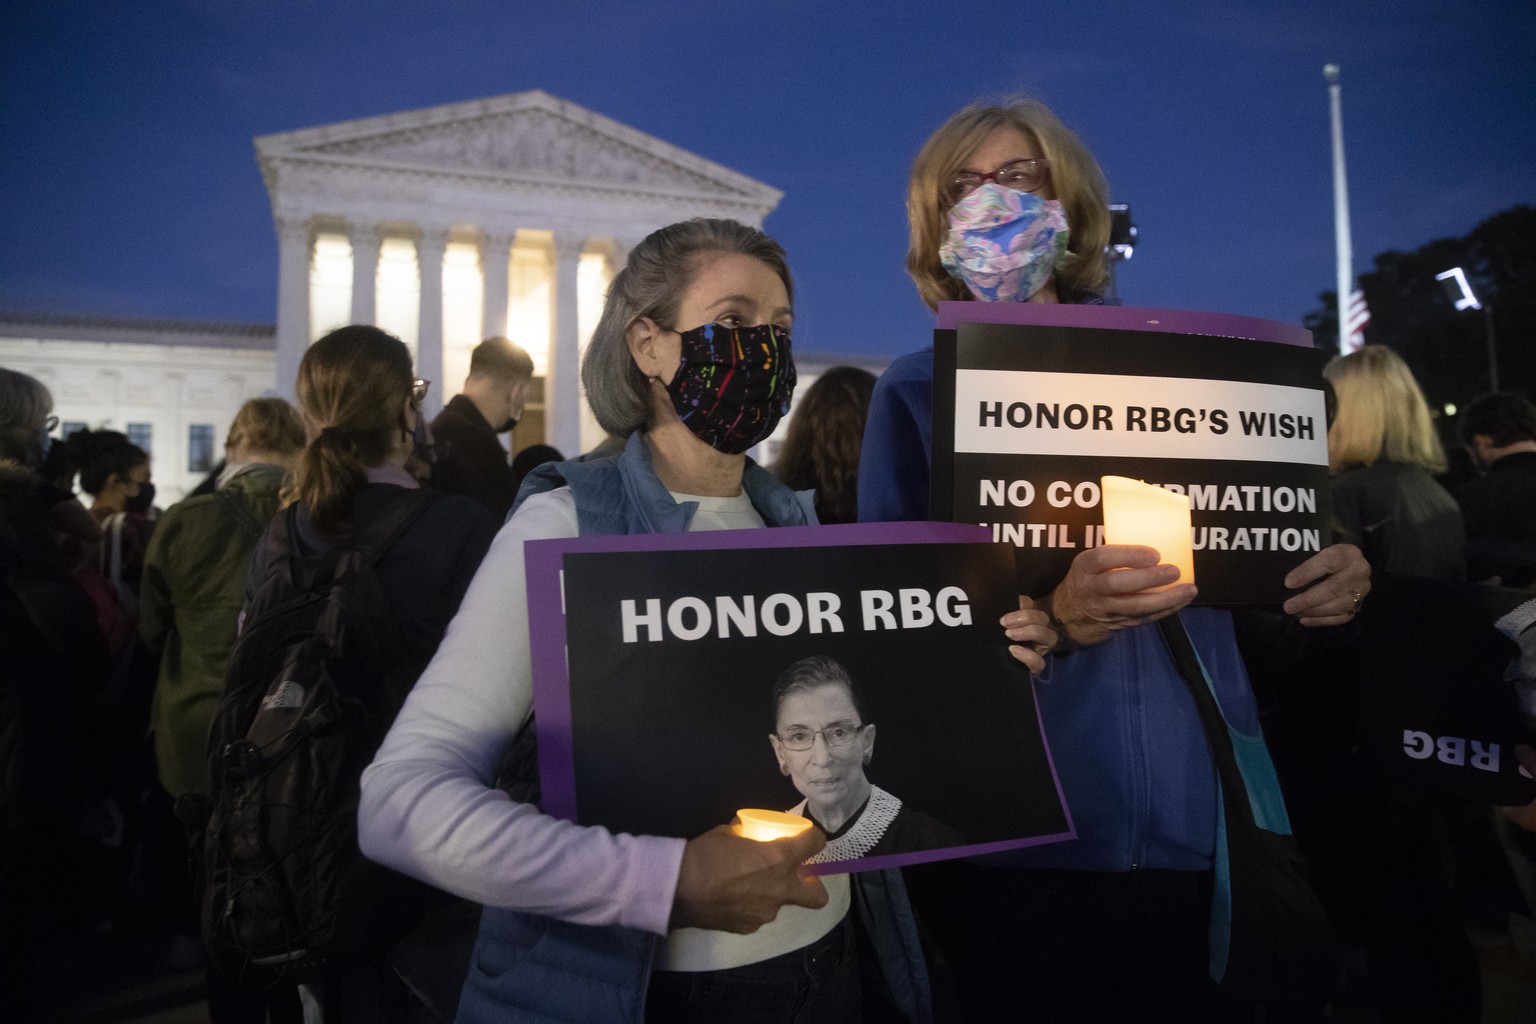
202, 488, 441, 988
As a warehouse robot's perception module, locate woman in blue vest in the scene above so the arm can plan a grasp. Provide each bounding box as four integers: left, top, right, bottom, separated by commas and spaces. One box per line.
857, 100, 1374, 1022
361, 219, 1048, 1023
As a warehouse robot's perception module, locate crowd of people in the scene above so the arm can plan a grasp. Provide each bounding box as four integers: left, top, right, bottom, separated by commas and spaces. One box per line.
2, 94, 1535, 1024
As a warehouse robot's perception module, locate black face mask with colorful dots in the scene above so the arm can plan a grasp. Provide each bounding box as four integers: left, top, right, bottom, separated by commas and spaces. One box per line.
664, 322, 796, 455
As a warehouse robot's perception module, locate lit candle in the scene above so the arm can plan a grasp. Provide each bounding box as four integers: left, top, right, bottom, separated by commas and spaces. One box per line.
1099, 475, 1195, 590
735, 808, 814, 842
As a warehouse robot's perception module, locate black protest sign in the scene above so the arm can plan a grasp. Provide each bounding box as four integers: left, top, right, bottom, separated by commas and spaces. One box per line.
525, 521, 1074, 875
931, 303, 1331, 604
1356, 576, 1536, 806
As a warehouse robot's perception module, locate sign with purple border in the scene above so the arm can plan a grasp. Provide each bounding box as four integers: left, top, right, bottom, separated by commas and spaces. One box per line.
932, 302, 1331, 605
525, 521, 1075, 875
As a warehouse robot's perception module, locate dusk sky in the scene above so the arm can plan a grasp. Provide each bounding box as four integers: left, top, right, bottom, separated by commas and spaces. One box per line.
2, 1, 1532, 360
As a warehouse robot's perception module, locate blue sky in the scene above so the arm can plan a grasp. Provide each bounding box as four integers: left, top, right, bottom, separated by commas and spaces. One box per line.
2, 0, 1532, 359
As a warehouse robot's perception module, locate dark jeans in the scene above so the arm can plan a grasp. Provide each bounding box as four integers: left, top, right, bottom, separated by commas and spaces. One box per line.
645, 913, 862, 1024
905, 862, 1252, 1024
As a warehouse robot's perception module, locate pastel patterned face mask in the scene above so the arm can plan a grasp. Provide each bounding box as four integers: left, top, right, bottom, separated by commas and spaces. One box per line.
665, 322, 796, 455
939, 184, 1070, 302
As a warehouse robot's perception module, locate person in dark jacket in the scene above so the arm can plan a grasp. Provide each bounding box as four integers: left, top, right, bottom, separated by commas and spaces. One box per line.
249, 326, 497, 1023
0, 369, 112, 1015
1456, 391, 1536, 587
429, 335, 535, 521
1324, 345, 1466, 581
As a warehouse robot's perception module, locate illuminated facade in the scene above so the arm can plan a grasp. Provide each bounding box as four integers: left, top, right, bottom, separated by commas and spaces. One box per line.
0, 92, 883, 504
257, 89, 784, 456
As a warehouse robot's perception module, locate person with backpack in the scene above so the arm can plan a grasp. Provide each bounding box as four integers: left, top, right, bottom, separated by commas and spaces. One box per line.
202, 326, 497, 1022
142, 397, 306, 811
140, 396, 306, 1022
359, 219, 1052, 1023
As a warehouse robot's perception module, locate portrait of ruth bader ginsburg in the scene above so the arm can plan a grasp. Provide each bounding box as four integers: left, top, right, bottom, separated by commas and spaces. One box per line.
768, 654, 964, 862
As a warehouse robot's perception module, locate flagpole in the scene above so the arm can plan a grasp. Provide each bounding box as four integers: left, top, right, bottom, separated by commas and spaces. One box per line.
1325, 63, 1354, 349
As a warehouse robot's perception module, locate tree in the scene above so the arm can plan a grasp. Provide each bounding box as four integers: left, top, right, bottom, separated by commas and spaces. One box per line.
1303, 205, 1536, 422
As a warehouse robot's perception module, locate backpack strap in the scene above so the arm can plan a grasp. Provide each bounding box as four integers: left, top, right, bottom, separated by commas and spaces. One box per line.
216, 487, 268, 541
99, 511, 127, 584
269, 487, 441, 591
346, 487, 440, 571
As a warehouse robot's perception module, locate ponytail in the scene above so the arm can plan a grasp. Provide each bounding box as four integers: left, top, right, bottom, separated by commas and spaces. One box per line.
286, 325, 414, 538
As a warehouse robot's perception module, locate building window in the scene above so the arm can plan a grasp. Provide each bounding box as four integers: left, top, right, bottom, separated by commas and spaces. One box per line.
188, 424, 215, 473
127, 422, 153, 454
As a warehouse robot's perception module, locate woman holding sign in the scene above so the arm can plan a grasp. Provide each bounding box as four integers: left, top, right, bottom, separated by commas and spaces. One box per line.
361, 220, 1038, 1023
859, 100, 1373, 1021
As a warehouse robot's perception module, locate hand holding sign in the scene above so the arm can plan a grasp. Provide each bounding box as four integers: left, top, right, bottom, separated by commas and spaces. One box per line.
671, 823, 829, 934
1002, 595, 1056, 671
1280, 542, 1372, 626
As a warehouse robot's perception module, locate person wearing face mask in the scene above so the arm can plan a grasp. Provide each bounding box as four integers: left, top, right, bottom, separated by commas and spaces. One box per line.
360, 220, 1024, 1023
60, 428, 156, 613
858, 100, 1373, 1022
429, 336, 536, 521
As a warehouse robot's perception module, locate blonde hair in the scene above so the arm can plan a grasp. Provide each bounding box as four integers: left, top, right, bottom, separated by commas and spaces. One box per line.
287, 325, 415, 537
1323, 345, 1446, 474
906, 99, 1111, 309
226, 397, 305, 457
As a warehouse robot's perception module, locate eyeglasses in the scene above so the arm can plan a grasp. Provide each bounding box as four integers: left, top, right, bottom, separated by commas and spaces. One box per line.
775, 723, 869, 752
411, 378, 431, 402
43, 415, 59, 433
944, 158, 1050, 203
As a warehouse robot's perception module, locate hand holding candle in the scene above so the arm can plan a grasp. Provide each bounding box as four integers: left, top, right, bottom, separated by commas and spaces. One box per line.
735, 808, 815, 842
670, 821, 828, 933
1099, 475, 1195, 590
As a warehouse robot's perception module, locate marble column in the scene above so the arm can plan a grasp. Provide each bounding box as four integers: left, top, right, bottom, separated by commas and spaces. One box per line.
416, 227, 449, 420
550, 234, 585, 458
608, 237, 636, 277
274, 216, 313, 400
480, 230, 513, 342
349, 224, 381, 325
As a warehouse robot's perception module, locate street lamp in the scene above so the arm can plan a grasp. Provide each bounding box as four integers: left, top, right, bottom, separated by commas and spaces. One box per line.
1104, 203, 1137, 305
1435, 266, 1498, 391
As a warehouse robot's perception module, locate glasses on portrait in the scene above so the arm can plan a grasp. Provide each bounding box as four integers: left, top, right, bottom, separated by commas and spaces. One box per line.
410, 378, 431, 402
775, 723, 869, 752
944, 158, 1050, 204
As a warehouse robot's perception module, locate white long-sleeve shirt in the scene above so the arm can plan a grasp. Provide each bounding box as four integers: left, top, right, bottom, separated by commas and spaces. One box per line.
359, 488, 684, 935
358, 484, 847, 961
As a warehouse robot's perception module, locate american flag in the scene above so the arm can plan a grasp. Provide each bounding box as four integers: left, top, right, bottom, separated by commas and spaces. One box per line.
1342, 287, 1370, 352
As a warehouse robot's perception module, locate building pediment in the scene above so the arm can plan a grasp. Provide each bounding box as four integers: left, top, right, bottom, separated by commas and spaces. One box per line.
255, 89, 780, 207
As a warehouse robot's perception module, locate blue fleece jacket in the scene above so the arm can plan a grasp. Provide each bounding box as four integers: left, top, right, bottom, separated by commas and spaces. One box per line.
858, 346, 1267, 872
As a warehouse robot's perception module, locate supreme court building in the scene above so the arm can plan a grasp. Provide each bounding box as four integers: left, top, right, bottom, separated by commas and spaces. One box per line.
1, 91, 881, 502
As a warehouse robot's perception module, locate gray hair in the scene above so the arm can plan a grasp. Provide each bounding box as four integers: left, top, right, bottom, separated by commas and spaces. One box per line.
771, 655, 866, 728
0, 367, 53, 462
581, 219, 794, 438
